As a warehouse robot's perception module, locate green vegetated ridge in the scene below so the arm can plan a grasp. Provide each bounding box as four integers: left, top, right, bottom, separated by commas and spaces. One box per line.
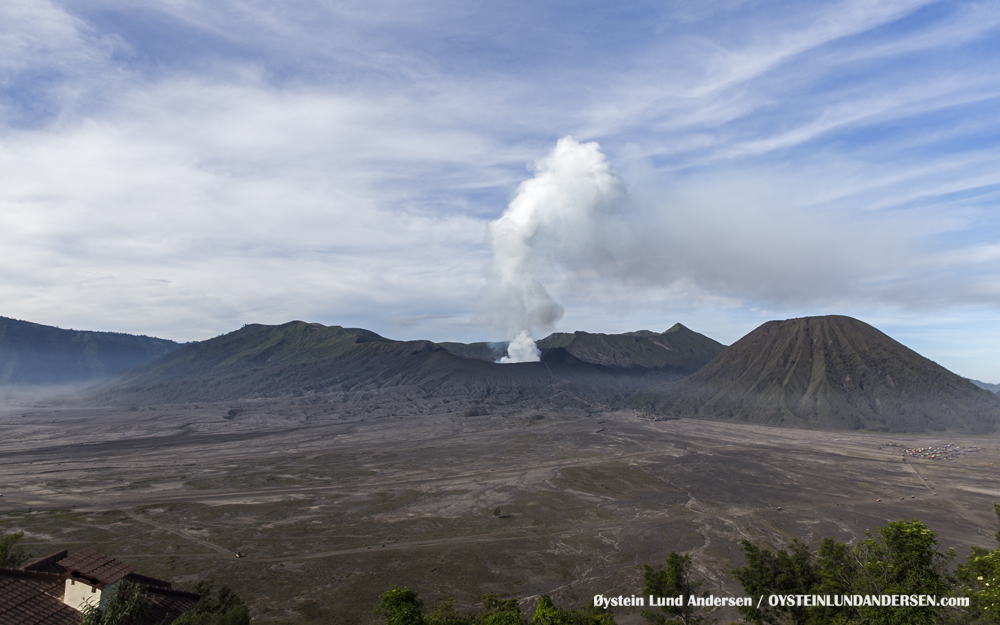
113, 322, 397, 379
94, 321, 708, 405
0, 316, 179, 385
638, 315, 1000, 433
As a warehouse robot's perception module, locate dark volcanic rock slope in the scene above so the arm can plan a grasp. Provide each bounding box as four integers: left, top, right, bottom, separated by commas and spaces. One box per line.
440, 324, 726, 373
640, 315, 1000, 433
94, 321, 705, 405
0, 316, 179, 385
537, 324, 725, 374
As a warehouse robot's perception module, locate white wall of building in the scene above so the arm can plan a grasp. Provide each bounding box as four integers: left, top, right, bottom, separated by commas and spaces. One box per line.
63, 578, 101, 611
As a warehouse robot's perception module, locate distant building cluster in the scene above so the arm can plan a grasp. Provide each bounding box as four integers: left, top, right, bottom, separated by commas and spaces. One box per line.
901, 443, 980, 461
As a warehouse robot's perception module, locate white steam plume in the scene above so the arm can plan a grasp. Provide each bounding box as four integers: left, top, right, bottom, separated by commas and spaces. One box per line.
480, 137, 957, 352
485, 136, 627, 363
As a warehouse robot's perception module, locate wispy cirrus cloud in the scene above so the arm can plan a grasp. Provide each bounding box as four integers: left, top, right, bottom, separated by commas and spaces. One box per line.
1, 0, 999, 378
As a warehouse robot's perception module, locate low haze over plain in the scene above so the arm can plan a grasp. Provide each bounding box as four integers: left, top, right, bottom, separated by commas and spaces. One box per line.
2, 0, 999, 379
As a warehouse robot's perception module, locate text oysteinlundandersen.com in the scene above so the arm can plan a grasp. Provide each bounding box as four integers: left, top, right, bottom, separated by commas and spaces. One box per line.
591, 594, 970, 610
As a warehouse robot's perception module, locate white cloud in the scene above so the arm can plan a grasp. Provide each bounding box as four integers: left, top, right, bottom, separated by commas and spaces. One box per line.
0, 0, 999, 380
0, 77, 494, 340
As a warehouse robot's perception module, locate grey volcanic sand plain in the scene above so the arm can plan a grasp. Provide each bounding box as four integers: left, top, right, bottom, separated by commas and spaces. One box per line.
2, 394, 1000, 623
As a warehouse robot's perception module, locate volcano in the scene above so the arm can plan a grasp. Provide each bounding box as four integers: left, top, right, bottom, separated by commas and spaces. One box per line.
638, 315, 1000, 433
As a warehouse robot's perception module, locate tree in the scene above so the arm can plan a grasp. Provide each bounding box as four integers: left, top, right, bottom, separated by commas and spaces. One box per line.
172, 580, 250, 625
481, 592, 526, 625
371, 587, 609, 625
426, 598, 476, 625
844, 520, 954, 625
957, 546, 1000, 624
956, 504, 1000, 624
79, 579, 153, 625
573, 598, 618, 625
809, 536, 852, 624
531, 596, 569, 625
733, 521, 955, 625
377, 587, 426, 625
731, 539, 819, 625
642, 552, 710, 625
531, 595, 616, 625
0, 530, 30, 568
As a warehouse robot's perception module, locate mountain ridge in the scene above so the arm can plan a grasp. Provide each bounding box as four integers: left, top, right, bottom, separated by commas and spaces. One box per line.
971, 379, 1000, 395
439, 323, 727, 374
0, 316, 180, 385
92, 320, 719, 405
536, 323, 724, 373
9, 314, 996, 435
637, 315, 1000, 433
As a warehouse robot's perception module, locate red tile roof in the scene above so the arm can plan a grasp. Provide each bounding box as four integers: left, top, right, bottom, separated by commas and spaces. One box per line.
22, 552, 69, 575
57, 549, 135, 586
142, 586, 200, 624
0, 570, 81, 625
0, 549, 200, 625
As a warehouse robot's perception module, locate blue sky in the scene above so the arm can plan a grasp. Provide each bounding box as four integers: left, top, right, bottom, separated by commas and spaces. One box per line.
2, 0, 999, 380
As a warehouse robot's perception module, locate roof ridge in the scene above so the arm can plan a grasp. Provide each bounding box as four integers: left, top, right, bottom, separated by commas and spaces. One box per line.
0, 567, 67, 582
21, 550, 69, 573
57, 548, 135, 584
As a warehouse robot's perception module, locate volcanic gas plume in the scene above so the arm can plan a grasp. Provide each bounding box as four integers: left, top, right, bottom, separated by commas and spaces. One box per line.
484, 136, 627, 362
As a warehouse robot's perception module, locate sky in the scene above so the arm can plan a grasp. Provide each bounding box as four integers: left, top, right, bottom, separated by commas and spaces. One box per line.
1, 0, 999, 380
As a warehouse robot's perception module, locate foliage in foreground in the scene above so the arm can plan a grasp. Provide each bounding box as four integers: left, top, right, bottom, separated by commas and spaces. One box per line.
0, 530, 248, 624
376, 587, 614, 624
379, 504, 1000, 625
0, 530, 30, 568
172, 580, 250, 625
76, 576, 248, 625
954, 504, 1000, 624
641, 551, 710, 625
732, 519, 956, 625
79, 580, 153, 625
